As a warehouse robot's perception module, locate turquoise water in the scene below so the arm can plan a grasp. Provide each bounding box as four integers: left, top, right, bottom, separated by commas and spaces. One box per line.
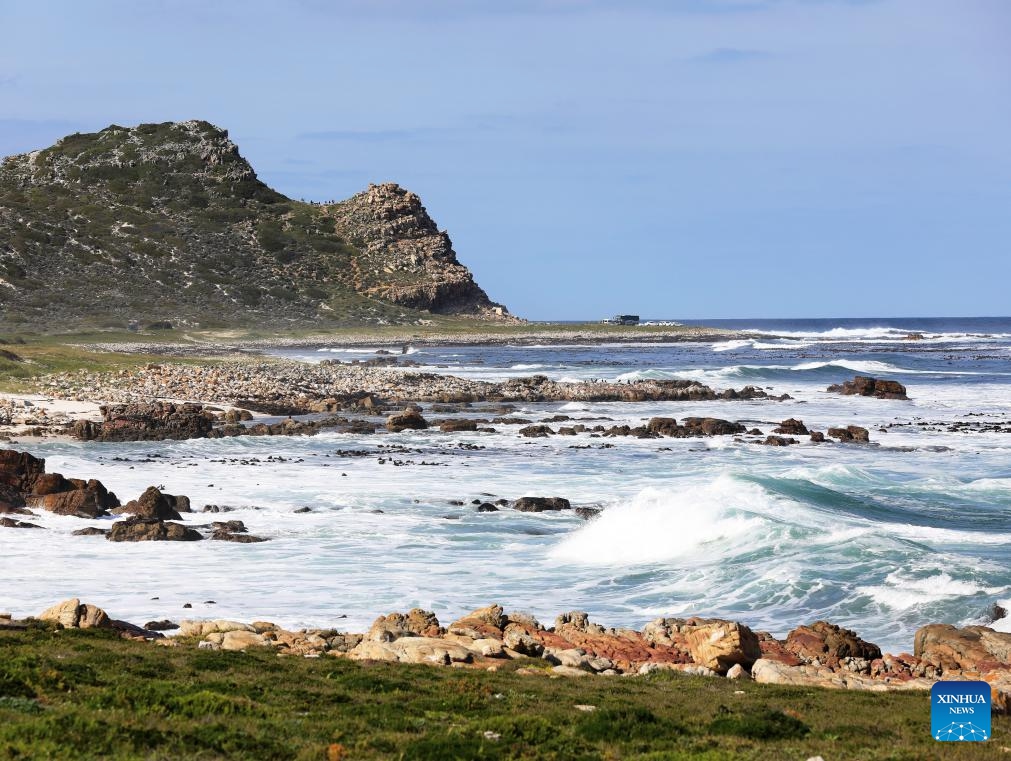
3, 317, 1010, 652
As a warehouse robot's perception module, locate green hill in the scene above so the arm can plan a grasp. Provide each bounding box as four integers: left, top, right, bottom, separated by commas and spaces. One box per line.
0, 120, 509, 330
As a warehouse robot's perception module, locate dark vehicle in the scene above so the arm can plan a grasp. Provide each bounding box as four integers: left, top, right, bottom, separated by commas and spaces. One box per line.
601, 314, 640, 325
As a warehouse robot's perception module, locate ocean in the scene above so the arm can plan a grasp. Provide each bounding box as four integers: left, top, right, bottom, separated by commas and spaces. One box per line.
4, 316, 1011, 653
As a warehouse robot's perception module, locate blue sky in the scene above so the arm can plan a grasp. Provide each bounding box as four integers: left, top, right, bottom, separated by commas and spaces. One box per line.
1, 0, 1008, 320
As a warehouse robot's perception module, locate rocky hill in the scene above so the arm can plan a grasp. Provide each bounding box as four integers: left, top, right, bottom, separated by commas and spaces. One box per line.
0, 120, 509, 330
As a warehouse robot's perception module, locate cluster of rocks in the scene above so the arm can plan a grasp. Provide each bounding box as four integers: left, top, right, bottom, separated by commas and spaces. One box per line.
40, 361, 786, 411
18, 598, 1011, 710
0, 449, 266, 542
827, 375, 908, 400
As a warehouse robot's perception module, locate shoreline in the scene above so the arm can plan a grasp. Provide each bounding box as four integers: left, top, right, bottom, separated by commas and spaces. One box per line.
6, 596, 1011, 707
68, 324, 751, 357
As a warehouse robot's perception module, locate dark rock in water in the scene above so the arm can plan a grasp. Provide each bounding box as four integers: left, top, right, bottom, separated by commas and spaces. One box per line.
514, 496, 571, 512
519, 425, 554, 438
773, 418, 808, 436
386, 410, 428, 432
681, 418, 746, 436
762, 435, 798, 446
72, 526, 109, 536
476, 503, 499, 512
826, 375, 908, 400
574, 507, 602, 520
1, 449, 120, 518
985, 603, 1008, 624
0, 517, 42, 529
111, 486, 185, 520
144, 619, 180, 631
438, 419, 478, 432
293, 506, 312, 514
108, 517, 203, 542
74, 402, 215, 442
809, 431, 826, 443
646, 417, 680, 436
828, 426, 870, 443
208, 519, 268, 542
201, 504, 235, 513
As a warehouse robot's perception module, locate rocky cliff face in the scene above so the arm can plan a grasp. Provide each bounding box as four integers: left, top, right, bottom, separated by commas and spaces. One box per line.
325, 183, 501, 316
0, 120, 509, 329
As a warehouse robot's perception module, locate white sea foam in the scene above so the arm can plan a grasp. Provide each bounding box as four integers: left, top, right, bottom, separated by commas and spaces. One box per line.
549, 479, 773, 566
857, 571, 997, 610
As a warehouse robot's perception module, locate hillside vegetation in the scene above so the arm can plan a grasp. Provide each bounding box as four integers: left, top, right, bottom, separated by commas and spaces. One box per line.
0, 121, 508, 330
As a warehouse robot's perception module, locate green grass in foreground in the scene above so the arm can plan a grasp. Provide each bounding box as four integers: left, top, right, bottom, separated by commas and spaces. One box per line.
1, 627, 1006, 760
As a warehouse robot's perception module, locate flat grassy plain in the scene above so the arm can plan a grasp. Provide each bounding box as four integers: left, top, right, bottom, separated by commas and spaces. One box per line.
1, 626, 1005, 760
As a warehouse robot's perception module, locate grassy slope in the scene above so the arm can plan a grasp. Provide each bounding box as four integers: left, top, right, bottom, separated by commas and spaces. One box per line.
1, 627, 1003, 760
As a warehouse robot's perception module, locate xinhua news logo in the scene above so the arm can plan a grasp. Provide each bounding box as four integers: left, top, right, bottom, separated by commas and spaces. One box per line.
931, 681, 991, 742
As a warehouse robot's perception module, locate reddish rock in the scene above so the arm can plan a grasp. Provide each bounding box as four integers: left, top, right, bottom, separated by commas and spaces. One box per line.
385, 410, 429, 432
107, 518, 203, 542
913, 624, 1011, 673
786, 621, 882, 666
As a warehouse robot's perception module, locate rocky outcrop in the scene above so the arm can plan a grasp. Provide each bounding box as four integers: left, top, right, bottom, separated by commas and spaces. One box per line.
74, 403, 214, 442
773, 418, 808, 436
0, 121, 508, 330
322, 183, 509, 318
107, 517, 203, 542
18, 598, 1011, 708
1, 448, 120, 518
785, 621, 882, 666
111, 486, 187, 520
385, 410, 428, 432
828, 425, 870, 443
827, 376, 908, 400
513, 497, 572, 513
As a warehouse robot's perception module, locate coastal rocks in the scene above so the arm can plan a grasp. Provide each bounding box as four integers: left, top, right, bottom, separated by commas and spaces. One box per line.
1, 449, 120, 518
827, 376, 908, 400
773, 418, 808, 436
513, 496, 571, 512
111, 486, 185, 520
518, 425, 554, 438
385, 410, 428, 432
365, 609, 444, 642
643, 417, 746, 438
684, 620, 762, 674
209, 520, 268, 543
438, 419, 478, 432
761, 436, 797, 446
39, 598, 111, 630
73, 402, 215, 442
828, 426, 870, 443
107, 517, 203, 542
0, 517, 42, 529
785, 621, 882, 666
913, 624, 1011, 673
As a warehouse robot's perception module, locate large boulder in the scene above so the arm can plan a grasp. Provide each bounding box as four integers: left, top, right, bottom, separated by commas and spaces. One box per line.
773, 418, 808, 436
828, 426, 870, 443
785, 621, 882, 665
448, 604, 507, 639
680, 418, 746, 436
38, 598, 111, 629
684, 619, 762, 674
111, 486, 183, 520
385, 410, 428, 432
365, 608, 443, 642
28, 479, 118, 518
73, 402, 215, 442
107, 517, 203, 542
513, 496, 571, 512
913, 624, 1011, 673
826, 376, 908, 400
